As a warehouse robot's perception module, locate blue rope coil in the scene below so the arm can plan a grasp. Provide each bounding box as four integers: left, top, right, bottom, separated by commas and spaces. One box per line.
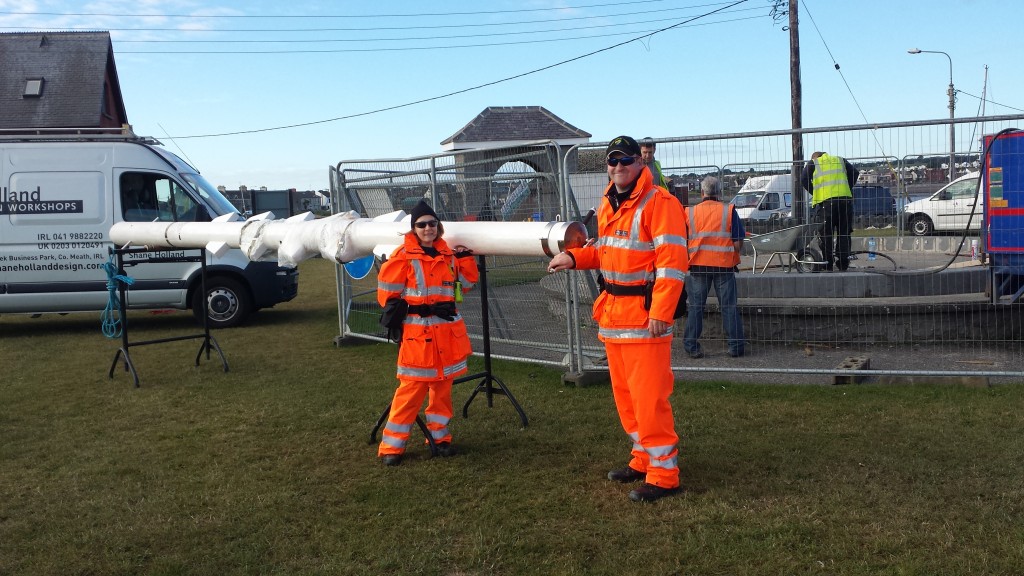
101, 254, 134, 338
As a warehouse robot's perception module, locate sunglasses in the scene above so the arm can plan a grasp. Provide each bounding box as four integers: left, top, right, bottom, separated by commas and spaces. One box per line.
607, 156, 638, 167
414, 219, 439, 229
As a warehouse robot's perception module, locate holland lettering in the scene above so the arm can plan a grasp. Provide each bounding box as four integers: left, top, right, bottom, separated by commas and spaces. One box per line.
0, 186, 82, 215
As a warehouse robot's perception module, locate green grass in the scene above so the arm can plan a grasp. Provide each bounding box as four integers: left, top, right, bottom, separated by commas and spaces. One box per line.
2, 259, 1023, 575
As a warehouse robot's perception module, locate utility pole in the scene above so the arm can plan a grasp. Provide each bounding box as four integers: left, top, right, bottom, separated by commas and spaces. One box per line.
789, 0, 805, 224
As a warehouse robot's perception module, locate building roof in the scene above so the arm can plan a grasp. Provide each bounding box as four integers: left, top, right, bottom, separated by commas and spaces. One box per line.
440, 106, 591, 150
0, 31, 127, 129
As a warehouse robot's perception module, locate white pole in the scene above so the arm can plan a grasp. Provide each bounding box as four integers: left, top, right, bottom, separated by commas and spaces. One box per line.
110, 211, 589, 267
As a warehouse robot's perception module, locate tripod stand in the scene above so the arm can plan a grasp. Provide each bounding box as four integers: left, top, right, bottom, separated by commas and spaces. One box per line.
455, 255, 528, 426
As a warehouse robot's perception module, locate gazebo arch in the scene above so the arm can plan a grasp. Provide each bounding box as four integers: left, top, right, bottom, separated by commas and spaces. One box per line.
440, 106, 591, 221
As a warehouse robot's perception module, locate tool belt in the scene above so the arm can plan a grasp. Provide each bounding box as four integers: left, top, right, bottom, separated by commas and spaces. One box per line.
598, 275, 686, 319
407, 302, 457, 320
599, 280, 649, 297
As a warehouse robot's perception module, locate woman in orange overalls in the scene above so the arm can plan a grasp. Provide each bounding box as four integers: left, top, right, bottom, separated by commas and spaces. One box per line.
376, 200, 479, 466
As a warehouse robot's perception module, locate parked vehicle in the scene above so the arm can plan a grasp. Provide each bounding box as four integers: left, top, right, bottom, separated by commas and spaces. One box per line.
731, 174, 806, 222
851, 185, 897, 217
0, 131, 299, 327
903, 172, 981, 236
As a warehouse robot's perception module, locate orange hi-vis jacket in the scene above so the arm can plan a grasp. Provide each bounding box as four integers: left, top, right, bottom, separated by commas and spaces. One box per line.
377, 233, 479, 381
685, 200, 741, 268
567, 167, 688, 342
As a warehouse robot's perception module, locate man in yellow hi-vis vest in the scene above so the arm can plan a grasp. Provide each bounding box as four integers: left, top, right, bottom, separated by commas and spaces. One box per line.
801, 151, 860, 271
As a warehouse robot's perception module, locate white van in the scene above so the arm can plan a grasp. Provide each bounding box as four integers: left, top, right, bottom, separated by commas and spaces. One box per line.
731, 174, 804, 221
0, 132, 299, 327
903, 172, 981, 236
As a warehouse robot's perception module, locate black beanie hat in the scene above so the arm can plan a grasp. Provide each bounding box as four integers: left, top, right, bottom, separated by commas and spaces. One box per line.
410, 200, 439, 228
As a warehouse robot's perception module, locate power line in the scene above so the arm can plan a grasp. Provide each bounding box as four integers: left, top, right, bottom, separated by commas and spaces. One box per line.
0, 0, 690, 19
801, 0, 890, 161
957, 89, 1024, 114
109, 16, 764, 54
108, 8, 763, 44
0, 3, 741, 33
170, 0, 751, 139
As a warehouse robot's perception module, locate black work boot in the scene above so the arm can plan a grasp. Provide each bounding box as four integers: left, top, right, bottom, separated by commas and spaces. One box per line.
628, 483, 681, 503
607, 466, 645, 483
380, 454, 403, 467
435, 442, 457, 457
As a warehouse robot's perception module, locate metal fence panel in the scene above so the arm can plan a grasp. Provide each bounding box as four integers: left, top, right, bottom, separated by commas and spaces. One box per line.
564, 115, 1024, 381
332, 116, 1024, 382
332, 143, 574, 367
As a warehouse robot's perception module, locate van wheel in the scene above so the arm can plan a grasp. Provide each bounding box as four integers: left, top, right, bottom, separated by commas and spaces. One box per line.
910, 215, 933, 236
193, 277, 252, 328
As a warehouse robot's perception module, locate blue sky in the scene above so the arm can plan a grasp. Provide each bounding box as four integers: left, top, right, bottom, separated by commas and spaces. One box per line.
2, 0, 1021, 190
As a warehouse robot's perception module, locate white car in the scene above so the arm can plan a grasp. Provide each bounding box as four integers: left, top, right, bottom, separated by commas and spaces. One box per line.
903, 172, 981, 236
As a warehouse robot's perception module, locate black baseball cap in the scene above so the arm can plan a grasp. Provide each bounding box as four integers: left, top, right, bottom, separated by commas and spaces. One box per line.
605, 135, 641, 158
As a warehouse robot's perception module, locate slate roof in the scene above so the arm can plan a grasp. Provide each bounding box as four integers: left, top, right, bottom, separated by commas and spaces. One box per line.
0, 31, 127, 129
440, 106, 591, 146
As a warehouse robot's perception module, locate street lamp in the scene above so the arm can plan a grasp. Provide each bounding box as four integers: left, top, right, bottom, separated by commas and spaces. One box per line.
908, 48, 956, 183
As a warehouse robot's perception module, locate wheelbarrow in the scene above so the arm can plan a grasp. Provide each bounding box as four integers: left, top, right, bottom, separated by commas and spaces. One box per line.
745, 223, 825, 273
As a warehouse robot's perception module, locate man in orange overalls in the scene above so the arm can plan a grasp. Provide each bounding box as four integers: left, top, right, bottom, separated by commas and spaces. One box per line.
376, 200, 479, 466
547, 136, 688, 502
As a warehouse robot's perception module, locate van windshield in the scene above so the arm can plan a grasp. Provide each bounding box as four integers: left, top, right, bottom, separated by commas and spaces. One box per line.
181, 173, 241, 217
731, 193, 761, 208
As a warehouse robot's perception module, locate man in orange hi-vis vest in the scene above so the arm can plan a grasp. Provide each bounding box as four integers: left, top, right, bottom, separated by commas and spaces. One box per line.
376, 200, 479, 466
547, 135, 688, 503
683, 176, 746, 358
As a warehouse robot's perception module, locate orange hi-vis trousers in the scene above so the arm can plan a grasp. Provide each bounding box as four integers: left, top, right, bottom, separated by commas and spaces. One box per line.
605, 339, 680, 489
378, 377, 454, 457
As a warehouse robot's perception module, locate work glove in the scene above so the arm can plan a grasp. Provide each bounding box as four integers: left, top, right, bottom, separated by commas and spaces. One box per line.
454, 249, 474, 259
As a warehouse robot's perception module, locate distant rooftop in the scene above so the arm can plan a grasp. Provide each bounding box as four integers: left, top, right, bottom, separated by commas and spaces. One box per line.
440, 106, 591, 151
0, 31, 127, 130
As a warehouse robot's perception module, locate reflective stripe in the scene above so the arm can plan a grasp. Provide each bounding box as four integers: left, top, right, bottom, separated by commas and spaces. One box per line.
426, 412, 451, 440
402, 286, 454, 298
404, 313, 464, 327
646, 444, 676, 458
385, 421, 413, 434
382, 435, 406, 449
397, 355, 468, 378
410, 260, 427, 294
425, 413, 450, 426
443, 359, 468, 377
599, 326, 673, 340
600, 269, 654, 284
649, 454, 679, 470
460, 280, 476, 290
656, 268, 686, 281
653, 234, 686, 248
601, 236, 655, 251
691, 245, 734, 254
378, 280, 405, 292
403, 311, 464, 325
689, 230, 730, 240
397, 365, 438, 378
646, 444, 678, 469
